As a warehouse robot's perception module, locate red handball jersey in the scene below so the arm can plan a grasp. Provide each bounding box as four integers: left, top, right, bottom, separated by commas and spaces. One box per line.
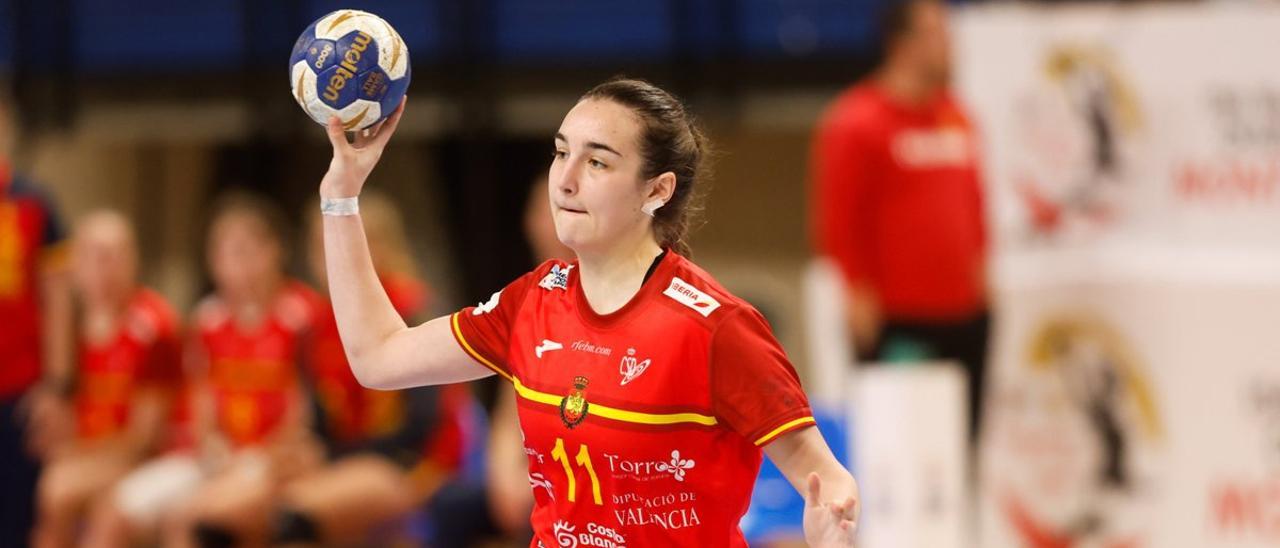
192, 281, 319, 448
309, 275, 469, 469
0, 175, 68, 398
452, 252, 814, 547
812, 83, 987, 320
311, 276, 424, 438
75, 288, 182, 440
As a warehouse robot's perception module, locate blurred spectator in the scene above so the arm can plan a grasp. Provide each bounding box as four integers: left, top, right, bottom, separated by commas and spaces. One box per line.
33, 211, 181, 548
85, 191, 323, 547
261, 191, 472, 545
0, 100, 74, 547
811, 0, 989, 440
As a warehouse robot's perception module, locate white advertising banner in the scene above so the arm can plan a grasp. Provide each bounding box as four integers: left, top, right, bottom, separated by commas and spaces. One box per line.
851, 365, 968, 548
954, 5, 1280, 548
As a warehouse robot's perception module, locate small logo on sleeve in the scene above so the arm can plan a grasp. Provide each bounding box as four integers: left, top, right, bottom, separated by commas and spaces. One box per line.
662, 277, 721, 317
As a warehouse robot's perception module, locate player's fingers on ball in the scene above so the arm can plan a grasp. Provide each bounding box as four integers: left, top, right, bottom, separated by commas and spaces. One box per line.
325, 116, 349, 150
371, 98, 406, 147
364, 119, 386, 140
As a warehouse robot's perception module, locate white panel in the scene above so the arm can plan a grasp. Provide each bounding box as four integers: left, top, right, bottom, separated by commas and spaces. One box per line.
314, 9, 375, 41
851, 365, 969, 548
307, 98, 383, 131
290, 60, 316, 110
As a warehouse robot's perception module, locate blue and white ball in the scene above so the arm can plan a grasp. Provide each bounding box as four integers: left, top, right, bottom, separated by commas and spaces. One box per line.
289, 10, 410, 130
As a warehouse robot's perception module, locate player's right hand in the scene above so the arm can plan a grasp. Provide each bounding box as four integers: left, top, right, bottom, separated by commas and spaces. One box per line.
319, 97, 406, 199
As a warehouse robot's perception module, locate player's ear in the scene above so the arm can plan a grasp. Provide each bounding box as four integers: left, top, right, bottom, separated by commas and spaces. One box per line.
646, 172, 677, 205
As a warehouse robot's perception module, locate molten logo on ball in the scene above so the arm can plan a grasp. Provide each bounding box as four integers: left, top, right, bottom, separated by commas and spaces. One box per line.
322, 31, 372, 103
289, 10, 411, 130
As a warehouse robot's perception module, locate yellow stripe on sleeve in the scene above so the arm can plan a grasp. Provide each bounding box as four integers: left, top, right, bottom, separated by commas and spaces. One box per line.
753, 416, 817, 446
450, 312, 511, 382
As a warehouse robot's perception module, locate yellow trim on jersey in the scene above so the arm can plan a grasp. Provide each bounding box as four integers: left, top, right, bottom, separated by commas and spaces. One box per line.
511, 377, 719, 427
753, 416, 817, 446
450, 312, 511, 382
450, 312, 718, 428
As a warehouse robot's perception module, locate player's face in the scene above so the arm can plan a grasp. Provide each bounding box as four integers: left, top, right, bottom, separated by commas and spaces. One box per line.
208, 212, 282, 299
549, 99, 655, 254
71, 216, 137, 304
909, 0, 952, 85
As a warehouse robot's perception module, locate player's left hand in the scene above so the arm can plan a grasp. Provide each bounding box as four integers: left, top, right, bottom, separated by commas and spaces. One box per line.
802, 472, 858, 547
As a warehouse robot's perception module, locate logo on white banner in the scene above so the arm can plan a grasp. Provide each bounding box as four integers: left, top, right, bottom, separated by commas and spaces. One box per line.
993, 315, 1161, 547
1009, 45, 1144, 240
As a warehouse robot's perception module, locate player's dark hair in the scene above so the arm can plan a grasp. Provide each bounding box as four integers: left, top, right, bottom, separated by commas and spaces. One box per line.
581, 78, 709, 257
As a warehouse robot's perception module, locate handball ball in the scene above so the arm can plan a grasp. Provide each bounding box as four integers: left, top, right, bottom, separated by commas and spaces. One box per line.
289, 10, 410, 131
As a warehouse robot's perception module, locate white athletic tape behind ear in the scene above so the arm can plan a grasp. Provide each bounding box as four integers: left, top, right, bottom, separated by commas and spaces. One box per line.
642, 199, 665, 217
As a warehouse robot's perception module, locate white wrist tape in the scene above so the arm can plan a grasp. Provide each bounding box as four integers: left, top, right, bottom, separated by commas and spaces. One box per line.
320, 196, 359, 216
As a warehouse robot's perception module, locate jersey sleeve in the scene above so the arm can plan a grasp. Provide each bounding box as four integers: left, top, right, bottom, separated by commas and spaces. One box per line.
450, 270, 537, 381
710, 307, 815, 447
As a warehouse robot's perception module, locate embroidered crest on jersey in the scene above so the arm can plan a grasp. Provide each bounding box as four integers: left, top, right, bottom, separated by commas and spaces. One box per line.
539, 264, 573, 291
559, 375, 590, 428
618, 348, 651, 386
662, 276, 721, 317
473, 290, 501, 315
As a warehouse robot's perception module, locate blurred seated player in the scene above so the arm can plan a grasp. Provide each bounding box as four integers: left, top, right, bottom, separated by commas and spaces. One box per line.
260, 191, 472, 546
84, 192, 323, 548
32, 210, 180, 548
0, 101, 74, 548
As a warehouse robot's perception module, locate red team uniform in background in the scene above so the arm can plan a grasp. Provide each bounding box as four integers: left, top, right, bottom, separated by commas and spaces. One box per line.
75, 288, 182, 441
0, 174, 67, 399
453, 252, 814, 547
0, 168, 67, 546
308, 274, 468, 470
812, 83, 986, 319
191, 281, 319, 448
812, 82, 990, 440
